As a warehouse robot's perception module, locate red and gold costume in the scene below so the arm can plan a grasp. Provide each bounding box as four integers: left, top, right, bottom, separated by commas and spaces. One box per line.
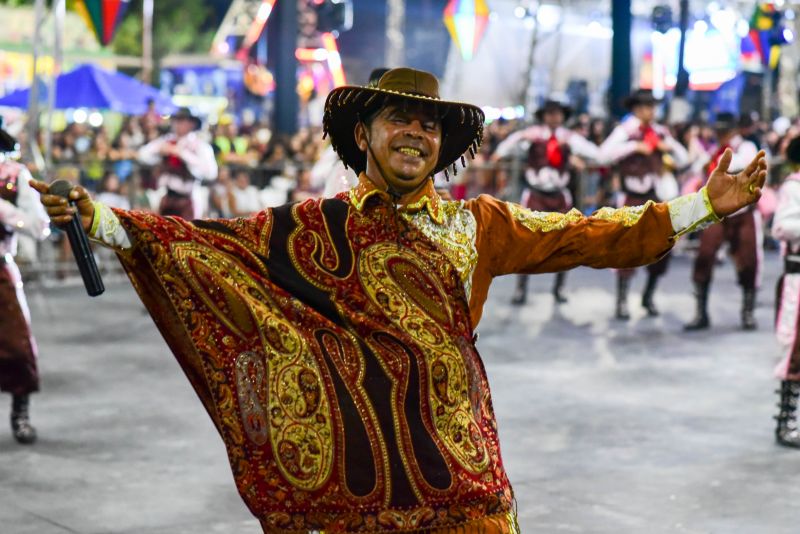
89, 172, 717, 532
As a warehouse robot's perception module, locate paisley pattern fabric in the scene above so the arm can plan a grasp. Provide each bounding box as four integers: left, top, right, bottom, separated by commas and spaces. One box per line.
105, 172, 707, 533
112, 195, 515, 533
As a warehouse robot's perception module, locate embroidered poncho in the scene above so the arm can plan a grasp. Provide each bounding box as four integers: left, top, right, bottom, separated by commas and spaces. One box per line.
97, 176, 717, 533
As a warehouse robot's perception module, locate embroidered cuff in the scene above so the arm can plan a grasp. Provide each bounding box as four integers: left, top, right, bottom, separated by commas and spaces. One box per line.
90, 201, 132, 249
668, 187, 722, 239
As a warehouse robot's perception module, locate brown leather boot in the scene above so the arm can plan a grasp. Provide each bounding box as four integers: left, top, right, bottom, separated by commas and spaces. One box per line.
511, 275, 528, 305
641, 274, 660, 317
552, 272, 568, 304
684, 281, 711, 331
615, 277, 630, 321
741, 288, 757, 331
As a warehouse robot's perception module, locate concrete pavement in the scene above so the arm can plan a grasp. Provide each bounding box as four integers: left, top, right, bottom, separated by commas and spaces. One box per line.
0, 249, 796, 533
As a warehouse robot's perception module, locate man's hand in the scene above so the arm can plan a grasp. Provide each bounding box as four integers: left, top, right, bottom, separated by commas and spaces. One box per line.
29, 180, 95, 232
706, 149, 768, 218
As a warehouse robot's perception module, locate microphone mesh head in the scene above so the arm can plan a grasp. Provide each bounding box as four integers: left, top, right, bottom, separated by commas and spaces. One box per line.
49, 179, 74, 198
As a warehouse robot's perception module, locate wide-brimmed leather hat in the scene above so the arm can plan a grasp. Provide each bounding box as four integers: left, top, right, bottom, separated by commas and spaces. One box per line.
0, 117, 17, 153
713, 112, 739, 132
624, 89, 661, 110
323, 67, 485, 176
170, 107, 201, 129
535, 99, 572, 122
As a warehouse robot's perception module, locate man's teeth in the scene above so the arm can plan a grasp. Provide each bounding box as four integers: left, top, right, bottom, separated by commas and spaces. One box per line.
398, 147, 422, 157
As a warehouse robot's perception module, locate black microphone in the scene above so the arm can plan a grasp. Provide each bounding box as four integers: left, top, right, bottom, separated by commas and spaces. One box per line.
49, 180, 105, 297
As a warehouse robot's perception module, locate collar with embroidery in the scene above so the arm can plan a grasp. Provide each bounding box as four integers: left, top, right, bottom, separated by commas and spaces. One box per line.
349, 173, 444, 225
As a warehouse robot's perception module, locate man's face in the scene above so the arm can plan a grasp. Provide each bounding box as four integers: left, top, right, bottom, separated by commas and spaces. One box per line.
543, 109, 564, 129
172, 118, 194, 137
356, 102, 442, 194
633, 103, 656, 124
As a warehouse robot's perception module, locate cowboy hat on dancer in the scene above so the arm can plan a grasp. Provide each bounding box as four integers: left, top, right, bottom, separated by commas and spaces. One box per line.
534, 99, 572, 123
623, 89, 661, 110
169, 107, 202, 130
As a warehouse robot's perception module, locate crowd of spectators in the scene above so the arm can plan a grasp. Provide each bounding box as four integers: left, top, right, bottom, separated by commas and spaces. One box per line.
11, 103, 800, 277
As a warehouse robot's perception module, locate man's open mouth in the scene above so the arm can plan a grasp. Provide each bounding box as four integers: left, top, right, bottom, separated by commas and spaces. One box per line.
397, 147, 424, 158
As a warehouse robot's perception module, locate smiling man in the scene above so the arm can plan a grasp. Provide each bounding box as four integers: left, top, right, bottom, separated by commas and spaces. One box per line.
32, 68, 767, 533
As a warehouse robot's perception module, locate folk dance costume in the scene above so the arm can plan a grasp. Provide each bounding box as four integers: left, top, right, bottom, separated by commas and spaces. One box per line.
0, 125, 50, 444
492, 100, 602, 305
83, 69, 720, 533
137, 107, 217, 219
770, 137, 800, 448
685, 114, 761, 331
600, 90, 689, 319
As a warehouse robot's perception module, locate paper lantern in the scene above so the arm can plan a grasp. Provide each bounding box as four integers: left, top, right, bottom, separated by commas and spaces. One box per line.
74, 0, 131, 47
443, 0, 490, 61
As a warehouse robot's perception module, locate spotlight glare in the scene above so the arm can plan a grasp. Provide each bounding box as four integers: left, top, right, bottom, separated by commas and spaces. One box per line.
88, 111, 103, 128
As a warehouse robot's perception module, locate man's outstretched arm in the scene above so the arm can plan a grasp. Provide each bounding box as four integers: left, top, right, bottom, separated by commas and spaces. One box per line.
470, 149, 768, 276
30, 180, 133, 249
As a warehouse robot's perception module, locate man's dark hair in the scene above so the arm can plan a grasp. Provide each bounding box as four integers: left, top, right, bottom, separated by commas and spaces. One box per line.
367, 68, 390, 87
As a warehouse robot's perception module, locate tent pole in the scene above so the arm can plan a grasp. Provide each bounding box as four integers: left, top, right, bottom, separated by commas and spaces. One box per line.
44, 0, 65, 176
142, 0, 154, 84
521, 2, 541, 120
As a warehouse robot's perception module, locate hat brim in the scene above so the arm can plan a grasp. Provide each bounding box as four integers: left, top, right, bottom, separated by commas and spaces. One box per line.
0, 128, 17, 152
713, 121, 738, 132
624, 96, 661, 110
171, 114, 201, 130
323, 85, 485, 175
535, 105, 572, 122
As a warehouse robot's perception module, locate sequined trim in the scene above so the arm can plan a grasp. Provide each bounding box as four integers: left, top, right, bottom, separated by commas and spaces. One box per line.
90, 201, 131, 249
667, 187, 721, 238
403, 201, 477, 298
507, 203, 584, 233
350, 173, 443, 224
591, 201, 654, 227
349, 181, 389, 212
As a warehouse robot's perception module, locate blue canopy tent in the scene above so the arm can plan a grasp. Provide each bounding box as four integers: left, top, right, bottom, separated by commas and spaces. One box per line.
0, 63, 175, 114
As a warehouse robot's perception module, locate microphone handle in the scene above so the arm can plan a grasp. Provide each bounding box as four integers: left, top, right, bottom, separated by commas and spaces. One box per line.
65, 204, 105, 297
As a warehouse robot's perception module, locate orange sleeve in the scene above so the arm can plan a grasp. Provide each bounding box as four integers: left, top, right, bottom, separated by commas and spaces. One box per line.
467, 194, 675, 277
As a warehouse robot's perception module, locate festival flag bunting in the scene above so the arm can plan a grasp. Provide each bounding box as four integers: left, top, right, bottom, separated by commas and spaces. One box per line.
748, 3, 785, 70
443, 0, 490, 61
73, 0, 131, 47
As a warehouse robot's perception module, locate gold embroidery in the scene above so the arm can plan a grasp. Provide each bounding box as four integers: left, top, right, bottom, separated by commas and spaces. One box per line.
403, 201, 478, 298
235, 351, 270, 445
171, 242, 335, 491
349, 183, 388, 212
667, 188, 721, 238
402, 194, 443, 225
359, 242, 489, 475
591, 201, 654, 227
508, 202, 584, 233
91, 202, 125, 246
350, 173, 443, 224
